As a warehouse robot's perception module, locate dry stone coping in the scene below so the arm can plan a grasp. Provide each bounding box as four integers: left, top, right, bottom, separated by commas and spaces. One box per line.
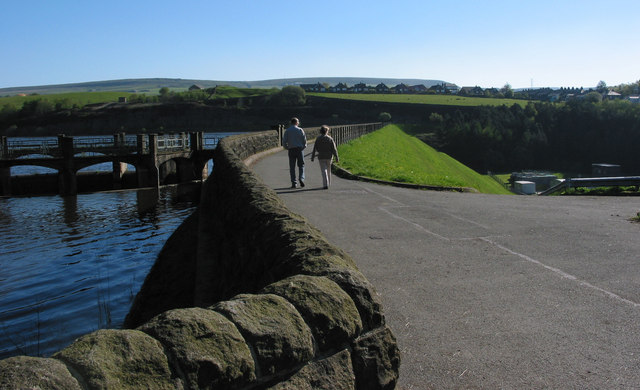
262, 274, 362, 351
138, 307, 256, 389
212, 293, 315, 378
52, 329, 178, 389
266, 349, 356, 390
0, 355, 82, 390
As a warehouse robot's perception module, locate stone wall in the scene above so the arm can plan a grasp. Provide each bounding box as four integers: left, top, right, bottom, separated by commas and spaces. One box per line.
0, 129, 400, 390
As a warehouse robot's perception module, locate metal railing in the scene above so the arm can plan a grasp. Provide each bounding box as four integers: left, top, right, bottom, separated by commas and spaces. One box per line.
539, 176, 640, 195
156, 134, 190, 152
2, 138, 59, 158
204, 135, 223, 150
330, 122, 384, 146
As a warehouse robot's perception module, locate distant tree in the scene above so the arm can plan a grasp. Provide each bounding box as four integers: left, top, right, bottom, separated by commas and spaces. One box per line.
378, 112, 391, 122
501, 83, 514, 98
584, 91, 603, 103
596, 80, 608, 94
270, 86, 306, 106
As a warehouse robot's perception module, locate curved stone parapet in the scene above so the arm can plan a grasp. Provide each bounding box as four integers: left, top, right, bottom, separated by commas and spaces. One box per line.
0, 127, 400, 390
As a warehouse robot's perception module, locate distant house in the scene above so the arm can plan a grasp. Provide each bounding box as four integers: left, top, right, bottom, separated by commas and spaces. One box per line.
375, 83, 390, 93
330, 82, 349, 92
459, 86, 484, 96
628, 96, 640, 104
393, 83, 410, 93
444, 83, 459, 94
353, 82, 369, 93
484, 87, 499, 96
429, 82, 459, 94
605, 90, 622, 100
189, 84, 204, 91
409, 84, 428, 93
300, 83, 326, 92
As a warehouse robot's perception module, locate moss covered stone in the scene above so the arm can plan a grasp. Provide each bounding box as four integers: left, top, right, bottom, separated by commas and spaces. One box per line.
212, 294, 314, 376
351, 326, 401, 390
0, 356, 82, 390
262, 275, 362, 351
53, 329, 177, 389
319, 266, 386, 332
266, 349, 355, 390
139, 307, 255, 390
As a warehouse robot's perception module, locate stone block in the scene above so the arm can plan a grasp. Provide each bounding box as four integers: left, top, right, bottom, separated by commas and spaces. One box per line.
0, 356, 82, 390
212, 294, 314, 376
139, 307, 255, 390
262, 275, 362, 351
53, 329, 177, 389
320, 267, 385, 331
266, 349, 355, 390
351, 326, 401, 390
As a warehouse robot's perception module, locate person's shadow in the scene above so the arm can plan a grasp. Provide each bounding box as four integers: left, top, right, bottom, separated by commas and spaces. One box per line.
274, 186, 326, 194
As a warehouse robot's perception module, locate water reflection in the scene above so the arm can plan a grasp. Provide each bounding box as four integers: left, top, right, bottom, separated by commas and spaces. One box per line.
0, 185, 199, 359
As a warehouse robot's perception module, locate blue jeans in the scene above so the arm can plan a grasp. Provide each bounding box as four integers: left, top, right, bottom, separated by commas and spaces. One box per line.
288, 147, 305, 184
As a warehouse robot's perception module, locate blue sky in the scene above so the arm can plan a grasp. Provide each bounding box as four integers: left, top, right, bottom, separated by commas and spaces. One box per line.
1, 0, 638, 89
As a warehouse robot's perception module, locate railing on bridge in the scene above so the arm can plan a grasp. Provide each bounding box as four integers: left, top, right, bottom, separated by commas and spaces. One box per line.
156, 133, 190, 152
2, 138, 59, 158
204, 135, 224, 150
73, 135, 139, 155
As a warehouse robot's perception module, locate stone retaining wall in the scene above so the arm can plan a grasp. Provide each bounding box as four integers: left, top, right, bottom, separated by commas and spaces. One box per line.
0, 129, 400, 389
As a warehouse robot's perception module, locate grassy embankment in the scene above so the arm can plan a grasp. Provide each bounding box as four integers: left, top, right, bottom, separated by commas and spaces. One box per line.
309, 92, 529, 107
337, 125, 512, 195
0, 86, 275, 107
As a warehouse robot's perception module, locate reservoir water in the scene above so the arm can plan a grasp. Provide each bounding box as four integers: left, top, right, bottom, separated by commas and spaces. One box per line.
0, 186, 199, 359
0, 132, 242, 360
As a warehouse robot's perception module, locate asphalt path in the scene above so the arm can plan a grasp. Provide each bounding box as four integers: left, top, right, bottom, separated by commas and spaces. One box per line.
252, 148, 640, 389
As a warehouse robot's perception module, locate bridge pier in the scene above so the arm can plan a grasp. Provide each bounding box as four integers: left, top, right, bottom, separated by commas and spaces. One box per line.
112, 133, 127, 189
58, 135, 77, 196
136, 133, 160, 189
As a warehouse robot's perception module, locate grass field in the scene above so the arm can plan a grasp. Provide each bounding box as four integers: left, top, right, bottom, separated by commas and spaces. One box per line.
0, 91, 128, 108
336, 125, 513, 194
309, 92, 529, 107
0, 86, 276, 110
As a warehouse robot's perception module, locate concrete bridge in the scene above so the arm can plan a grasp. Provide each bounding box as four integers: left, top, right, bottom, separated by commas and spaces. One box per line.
0, 132, 215, 196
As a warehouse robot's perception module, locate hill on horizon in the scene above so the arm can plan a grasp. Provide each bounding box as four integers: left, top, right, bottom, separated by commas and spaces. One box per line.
0, 77, 446, 96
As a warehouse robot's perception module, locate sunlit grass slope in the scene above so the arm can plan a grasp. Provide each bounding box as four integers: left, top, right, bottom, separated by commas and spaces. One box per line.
309, 92, 528, 107
337, 125, 512, 194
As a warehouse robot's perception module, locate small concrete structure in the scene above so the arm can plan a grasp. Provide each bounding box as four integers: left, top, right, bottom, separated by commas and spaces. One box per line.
511, 171, 558, 192
514, 180, 536, 194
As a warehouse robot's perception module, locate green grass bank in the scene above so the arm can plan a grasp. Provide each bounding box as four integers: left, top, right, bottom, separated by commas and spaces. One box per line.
309, 92, 529, 107
336, 125, 512, 195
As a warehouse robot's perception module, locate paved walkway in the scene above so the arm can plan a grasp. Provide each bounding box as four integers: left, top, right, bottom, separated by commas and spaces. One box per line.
252, 148, 640, 389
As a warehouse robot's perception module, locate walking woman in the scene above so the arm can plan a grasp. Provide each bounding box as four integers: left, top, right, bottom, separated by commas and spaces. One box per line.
310, 125, 339, 189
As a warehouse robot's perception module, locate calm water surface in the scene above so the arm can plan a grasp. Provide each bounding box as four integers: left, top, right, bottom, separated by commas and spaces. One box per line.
0, 186, 199, 359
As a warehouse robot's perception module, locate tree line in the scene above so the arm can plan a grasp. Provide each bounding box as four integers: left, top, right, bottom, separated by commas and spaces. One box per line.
428, 99, 640, 175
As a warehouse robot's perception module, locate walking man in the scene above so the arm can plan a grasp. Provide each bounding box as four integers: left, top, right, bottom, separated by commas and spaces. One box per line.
282, 117, 307, 188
